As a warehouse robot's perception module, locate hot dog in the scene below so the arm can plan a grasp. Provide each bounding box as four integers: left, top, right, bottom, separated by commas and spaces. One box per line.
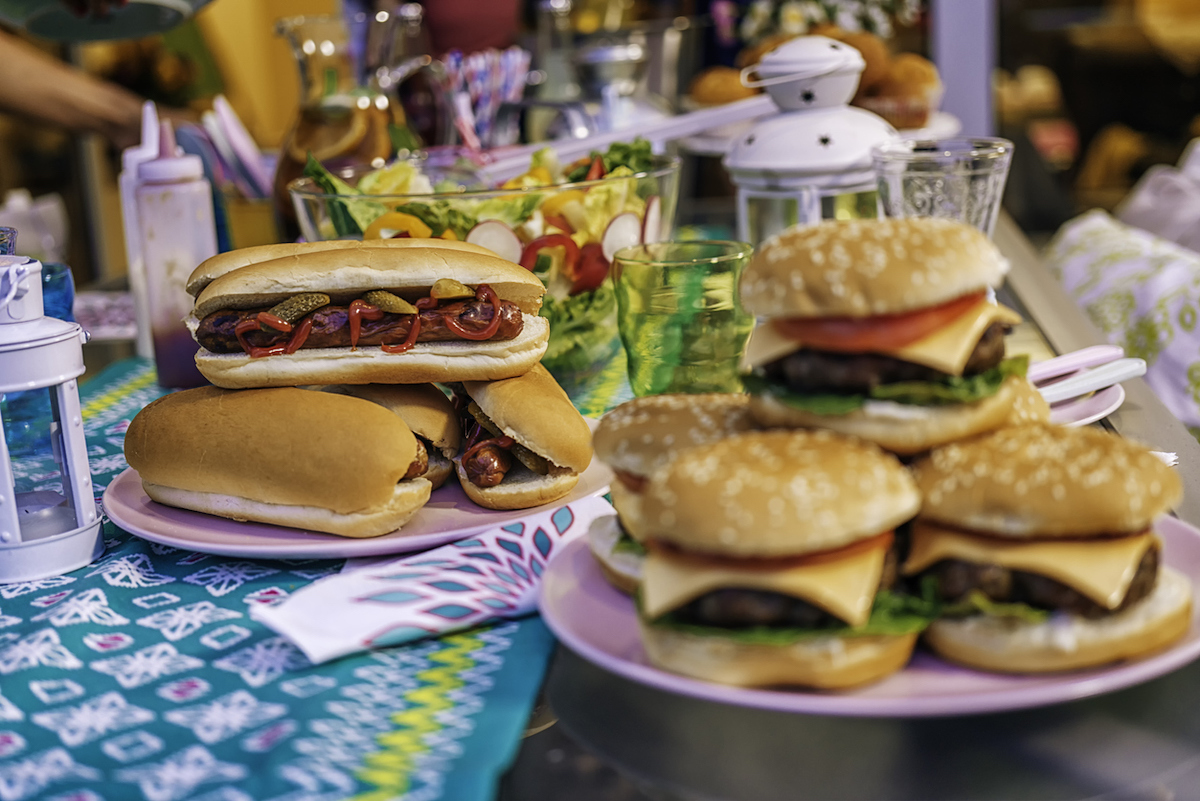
186, 241, 549, 388
123, 386, 433, 538
450, 364, 593, 510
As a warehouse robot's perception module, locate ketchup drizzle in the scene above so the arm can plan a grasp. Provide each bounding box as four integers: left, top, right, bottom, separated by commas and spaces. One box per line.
445, 285, 501, 341
381, 296, 436, 354
348, 299, 384, 350
234, 313, 311, 358
462, 435, 514, 464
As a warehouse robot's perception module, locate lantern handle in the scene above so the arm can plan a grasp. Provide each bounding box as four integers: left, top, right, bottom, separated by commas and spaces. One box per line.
0, 259, 31, 313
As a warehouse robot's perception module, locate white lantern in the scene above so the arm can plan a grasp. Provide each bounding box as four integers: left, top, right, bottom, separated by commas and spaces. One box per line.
724, 36, 900, 245
0, 256, 103, 582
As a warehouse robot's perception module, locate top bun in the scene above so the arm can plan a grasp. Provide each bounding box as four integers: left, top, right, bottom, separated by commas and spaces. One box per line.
740, 218, 1009, 318
639, 429, 920, 557
186, 239, 500, 298
326, 383, 462, 457
462, 363, 593, 473
125, 386, 419, 515
191, 244, 545, 320
913, 423, 1183, 537
593, 393, 756, 477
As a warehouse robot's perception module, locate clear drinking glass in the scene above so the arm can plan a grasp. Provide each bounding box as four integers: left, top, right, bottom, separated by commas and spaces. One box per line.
612, 241, 755, 397
872, 137, 1014, 237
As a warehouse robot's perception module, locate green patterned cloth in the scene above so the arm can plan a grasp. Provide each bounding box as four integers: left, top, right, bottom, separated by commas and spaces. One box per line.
0, 356, 632, 801
1044, 210, 1200, 441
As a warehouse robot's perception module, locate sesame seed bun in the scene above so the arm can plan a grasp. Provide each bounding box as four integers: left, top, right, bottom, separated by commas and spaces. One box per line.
911, 423, 1183, 538
593, 393, 757, 478
639, 429, 920, 558
739, 218, 1009, 319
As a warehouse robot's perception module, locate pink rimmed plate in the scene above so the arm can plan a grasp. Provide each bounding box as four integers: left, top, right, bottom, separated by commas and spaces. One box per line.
539, 516, 1200, 717
103, 456, 612, 560
1050, 383, 1126, 428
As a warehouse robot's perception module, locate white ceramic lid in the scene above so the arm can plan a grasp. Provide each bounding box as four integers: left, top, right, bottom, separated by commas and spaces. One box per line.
756, 36, 865, 81
724, 106, 898, 186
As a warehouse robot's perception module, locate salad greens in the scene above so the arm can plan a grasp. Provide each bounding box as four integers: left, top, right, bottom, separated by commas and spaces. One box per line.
565, 138, 655, 182
743, 356, 1030, 416
538, 281, 619, 376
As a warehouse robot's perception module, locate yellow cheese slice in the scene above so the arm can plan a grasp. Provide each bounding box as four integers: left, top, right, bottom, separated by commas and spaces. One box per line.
902, 520, 1156, 610
641, 540, 888, 627
741, 300, 1022, 376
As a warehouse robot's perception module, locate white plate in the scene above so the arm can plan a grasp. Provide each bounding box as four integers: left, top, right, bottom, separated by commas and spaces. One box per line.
539, 517, 1200, 717
103, 456, 613, 560
1050, 383, 1125, 427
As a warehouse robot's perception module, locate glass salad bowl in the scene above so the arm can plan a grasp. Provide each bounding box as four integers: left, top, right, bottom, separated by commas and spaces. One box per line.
288, 149, 681, 384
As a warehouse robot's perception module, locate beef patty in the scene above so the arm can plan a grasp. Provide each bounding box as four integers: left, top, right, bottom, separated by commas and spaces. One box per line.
761, 322, 1008, 395
914, 542, 1160, 619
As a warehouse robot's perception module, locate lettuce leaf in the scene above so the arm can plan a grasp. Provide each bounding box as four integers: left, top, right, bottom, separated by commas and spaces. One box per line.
302, 154, 388, 237
565, 138, 655, 182
613, 530, 647, 557
743, 356, 1030, 416
940, 590, 1050, 624
471, 193, 543, 228
390, 201, 478, 240
540, 282, 619, 375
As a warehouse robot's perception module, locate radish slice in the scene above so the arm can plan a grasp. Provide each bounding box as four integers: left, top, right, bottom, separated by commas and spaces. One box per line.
602, 212, 643, 262
642, 196, 663, 244
466, 220, 523, 263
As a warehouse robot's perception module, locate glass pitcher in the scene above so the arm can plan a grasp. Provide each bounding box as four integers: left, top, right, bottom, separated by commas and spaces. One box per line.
273, 15, 402, 240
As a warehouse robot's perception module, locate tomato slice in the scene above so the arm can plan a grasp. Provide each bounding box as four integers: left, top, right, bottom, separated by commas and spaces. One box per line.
772, 291, 986, 353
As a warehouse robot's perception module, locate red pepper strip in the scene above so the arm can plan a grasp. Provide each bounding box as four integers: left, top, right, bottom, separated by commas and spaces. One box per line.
461, 435, 514, 465
234, 315, 310, 358
348, 299, 384, 350
585, 155, 605, 181
380, 296, 437, 354
445, 284, 501, 341
519, 234, 579, 272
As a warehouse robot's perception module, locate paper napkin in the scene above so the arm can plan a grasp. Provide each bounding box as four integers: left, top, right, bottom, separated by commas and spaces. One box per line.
252, 495, 615, 664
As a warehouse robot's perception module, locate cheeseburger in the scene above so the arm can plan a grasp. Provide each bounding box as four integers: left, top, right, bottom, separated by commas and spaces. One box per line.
906, 424, 1190, 673
186, 240, 549, 388
452, 364, 593, 511
636, 429, 932, 689
589, 393, 757, 594
124, 387, 432, 537
739, 218, 1028, 455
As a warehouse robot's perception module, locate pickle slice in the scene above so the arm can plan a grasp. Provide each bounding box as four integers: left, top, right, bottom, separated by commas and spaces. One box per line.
362, 290, 418, 315
266, 293, 331, 324
430, 278, 474, 300
466, 401, 550, 474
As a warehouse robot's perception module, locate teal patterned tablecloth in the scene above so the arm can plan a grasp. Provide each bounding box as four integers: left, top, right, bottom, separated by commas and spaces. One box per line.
1, 357, 632, 801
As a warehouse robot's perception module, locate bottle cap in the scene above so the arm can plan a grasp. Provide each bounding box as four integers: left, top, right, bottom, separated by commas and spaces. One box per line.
137, 121, 203, 183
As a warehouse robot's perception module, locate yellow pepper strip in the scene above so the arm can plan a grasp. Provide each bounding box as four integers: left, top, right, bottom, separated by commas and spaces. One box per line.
363, 212, 433, 240
440, 228, 458, 241
540, 189, 585, 218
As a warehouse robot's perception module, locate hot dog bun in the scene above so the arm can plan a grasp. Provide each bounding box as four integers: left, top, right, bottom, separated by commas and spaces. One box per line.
186, 238, 499, 298
124, 386, 432, 537
325, 383, 461, 489
187, 245, 549, 388
456, 364, 594, 510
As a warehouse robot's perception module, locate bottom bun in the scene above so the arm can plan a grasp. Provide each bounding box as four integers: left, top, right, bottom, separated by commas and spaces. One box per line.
586, 514, 642, 595
609, 482, 647, 542
748, 375, 1020, 455
426, 451, 454, 491
143, 477, 432, 538
454, 461, 580, 511
924, 567, 1193, 673
639, 623, 918, 689
196, 316, 549, 388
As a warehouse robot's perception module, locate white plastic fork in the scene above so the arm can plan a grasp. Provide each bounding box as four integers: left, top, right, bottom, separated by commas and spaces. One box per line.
1027, 345, 1125, 385
1037, 358, 1148, 405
